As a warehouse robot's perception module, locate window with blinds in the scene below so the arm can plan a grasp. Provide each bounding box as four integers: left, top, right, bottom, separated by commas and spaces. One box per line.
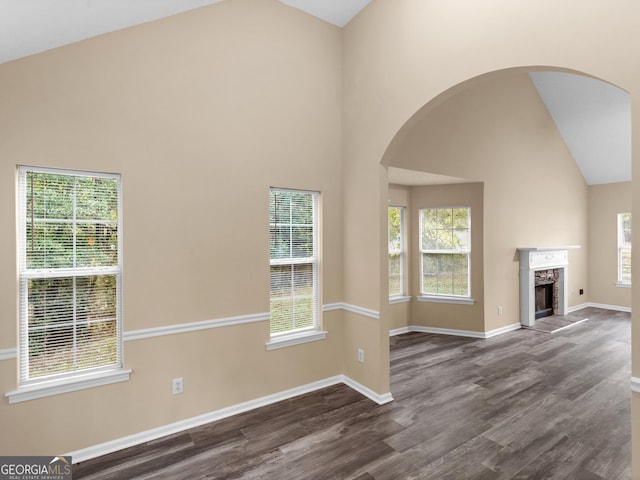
18, 166, 122, 385
420, 207, 471, 297
618, 212, 631, 285
269, 188, 319, 336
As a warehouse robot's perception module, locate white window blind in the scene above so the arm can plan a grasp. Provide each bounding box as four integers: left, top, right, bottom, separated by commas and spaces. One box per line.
269, 188, 319, 336
618, 212, 631, 285
18, 166, 122, 385
388, 206, 405, 296
420, 207, 471, 297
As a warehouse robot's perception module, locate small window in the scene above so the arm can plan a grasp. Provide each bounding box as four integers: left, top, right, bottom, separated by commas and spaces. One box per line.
17, 166, 122, 385
419, 207, 471, 297
388, 206, 405, 296
618, 212, 631, 285
269, 188, 319, 336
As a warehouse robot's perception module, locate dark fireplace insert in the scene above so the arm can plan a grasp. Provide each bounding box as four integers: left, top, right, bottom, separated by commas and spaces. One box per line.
535, 282, 554, 319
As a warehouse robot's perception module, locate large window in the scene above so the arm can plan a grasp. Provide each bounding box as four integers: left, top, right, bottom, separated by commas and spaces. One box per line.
618, 212, 631, 285
269, 188, 319, 336
388, 206, 405, 296
420, 207, 471, 297
18, 166, 122, 385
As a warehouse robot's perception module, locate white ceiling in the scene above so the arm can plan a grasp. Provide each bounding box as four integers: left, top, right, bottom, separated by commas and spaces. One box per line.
530, 72, 631, 186
0, 2, 630, 187
0, 0, 370, 65
279, 0, 371, 28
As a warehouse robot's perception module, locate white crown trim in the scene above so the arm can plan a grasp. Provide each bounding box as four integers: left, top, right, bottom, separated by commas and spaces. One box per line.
0, 348, 17, 361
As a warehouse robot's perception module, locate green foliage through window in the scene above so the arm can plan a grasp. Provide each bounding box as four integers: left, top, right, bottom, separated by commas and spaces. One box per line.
388, 207, 404, 296
420, 207, 471, 297
19, 167, 121, 383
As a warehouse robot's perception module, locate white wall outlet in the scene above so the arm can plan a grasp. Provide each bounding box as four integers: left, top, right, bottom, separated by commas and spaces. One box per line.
358, 349, 364, 363
172, 377, 184, 395
498, 306, 503, 316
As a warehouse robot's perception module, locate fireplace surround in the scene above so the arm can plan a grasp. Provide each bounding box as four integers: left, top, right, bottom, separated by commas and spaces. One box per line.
517, 246, 580, 327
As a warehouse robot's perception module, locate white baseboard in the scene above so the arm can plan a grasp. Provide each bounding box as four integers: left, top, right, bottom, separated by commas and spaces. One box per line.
567, 303, 590, 313
391, 302, 632, 340
65, 374, 392, 464
584, 302, 631, 313
390, 323, 521, 339
341, 376, 393, 405
484, 323, 522, 338
389, 326, 412, 336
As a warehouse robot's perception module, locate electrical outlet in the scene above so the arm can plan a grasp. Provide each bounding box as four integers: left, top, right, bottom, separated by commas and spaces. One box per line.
579, 289, 584, 295
172, 377, 184, 395
358, 349, 364, 363
498, 306, 503, 316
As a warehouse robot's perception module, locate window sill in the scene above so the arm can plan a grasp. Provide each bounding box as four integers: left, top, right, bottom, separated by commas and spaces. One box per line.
417, 295, 475, 305
266, 330, 327, 351
615, 282, 632, 288
5, 368, 131, 404
389, 295, 412, 305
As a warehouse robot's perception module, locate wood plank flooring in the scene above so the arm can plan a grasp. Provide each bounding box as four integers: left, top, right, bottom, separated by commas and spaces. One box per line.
74, 307, 631, 479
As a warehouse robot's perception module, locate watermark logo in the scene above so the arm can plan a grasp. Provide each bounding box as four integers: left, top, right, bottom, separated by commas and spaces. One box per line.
0, 456, 72, 480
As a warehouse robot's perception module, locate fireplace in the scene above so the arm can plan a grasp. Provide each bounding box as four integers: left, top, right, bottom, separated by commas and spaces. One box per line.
517, 247, 579, 327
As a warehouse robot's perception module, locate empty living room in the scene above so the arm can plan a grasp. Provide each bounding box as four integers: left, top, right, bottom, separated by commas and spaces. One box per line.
0, 1, 638, 479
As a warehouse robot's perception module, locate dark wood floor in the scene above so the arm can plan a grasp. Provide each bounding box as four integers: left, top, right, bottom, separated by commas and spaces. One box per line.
74, 307, 631, 479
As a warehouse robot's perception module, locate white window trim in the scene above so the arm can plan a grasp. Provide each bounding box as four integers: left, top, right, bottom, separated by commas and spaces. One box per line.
417, 294, 475, 305
389, 295, 412, 305
268, 188, 321, 339
16, 165, 125, 394
5, 368, 131, 404
388, 206, 406, 298
265, 330, 328, 350
419, 206, 472, 299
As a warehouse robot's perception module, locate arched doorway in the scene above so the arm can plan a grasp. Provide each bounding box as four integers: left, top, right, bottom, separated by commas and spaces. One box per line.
382, 67, 630, 335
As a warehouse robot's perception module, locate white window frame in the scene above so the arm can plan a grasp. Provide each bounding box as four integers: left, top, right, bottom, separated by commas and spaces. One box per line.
617, 212, 632, 287
418, 206, 473, 304
7, 166, 129, 404
266, 188, 325, 350
388, 206, 408, 300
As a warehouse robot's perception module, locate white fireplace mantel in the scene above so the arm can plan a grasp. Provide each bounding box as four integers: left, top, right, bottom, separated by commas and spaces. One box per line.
516, 246, 580, 326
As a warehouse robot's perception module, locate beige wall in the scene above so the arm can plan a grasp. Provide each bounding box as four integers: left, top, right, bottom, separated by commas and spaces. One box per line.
390, 72, 588, 331
588, 182, 632, 309
409, 183, 485, 331
342, 1, 640, 473
0, 0, 346, 456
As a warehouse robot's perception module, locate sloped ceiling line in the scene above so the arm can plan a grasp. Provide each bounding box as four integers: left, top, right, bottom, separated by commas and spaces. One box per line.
0, 2, 629, 186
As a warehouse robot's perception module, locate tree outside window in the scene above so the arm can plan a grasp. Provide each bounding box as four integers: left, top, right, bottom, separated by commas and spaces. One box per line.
18, 167, 122, 384
388, 207, 405, 296
420, 207, 471, 297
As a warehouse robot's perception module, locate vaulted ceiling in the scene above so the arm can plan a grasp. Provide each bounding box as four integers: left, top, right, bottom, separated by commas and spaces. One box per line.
1, 0, 629, 186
